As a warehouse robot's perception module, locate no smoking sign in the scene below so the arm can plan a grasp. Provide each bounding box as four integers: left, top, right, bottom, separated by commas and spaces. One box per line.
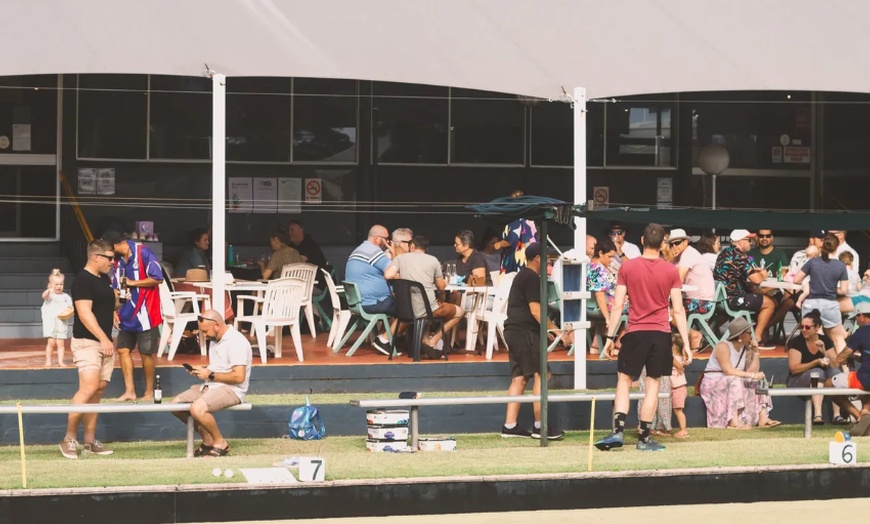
592, 186, 609, 207
305, 178, 322, 204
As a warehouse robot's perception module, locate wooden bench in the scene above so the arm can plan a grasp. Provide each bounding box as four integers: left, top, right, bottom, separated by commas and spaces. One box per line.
0, 402, 252, 458
352, 388, 870, 447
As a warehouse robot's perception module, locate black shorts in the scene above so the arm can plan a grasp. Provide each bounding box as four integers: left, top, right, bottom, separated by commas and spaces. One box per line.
727, 293, 763, 312
116, 328, 160, 355
617, 330, 672, 380
504, 329, 550, 380
363, 296, 397, 316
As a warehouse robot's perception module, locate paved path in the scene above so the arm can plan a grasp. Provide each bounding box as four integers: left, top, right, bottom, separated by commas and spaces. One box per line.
210, 497, 870, 523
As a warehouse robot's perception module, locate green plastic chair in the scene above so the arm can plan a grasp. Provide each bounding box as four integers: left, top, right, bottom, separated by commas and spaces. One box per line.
686, 288, 723, 351
715, 281, 758, 343
335, 281, 395, 357
311, 266, 337, 331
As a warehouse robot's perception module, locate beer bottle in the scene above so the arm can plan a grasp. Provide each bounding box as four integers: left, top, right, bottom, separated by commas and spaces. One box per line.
154, 375, 162, 404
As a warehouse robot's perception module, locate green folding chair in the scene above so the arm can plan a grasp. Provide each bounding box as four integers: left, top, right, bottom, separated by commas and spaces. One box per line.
686, 291, 722, 352
715, 281, 758, 343
335, 281, 395, 357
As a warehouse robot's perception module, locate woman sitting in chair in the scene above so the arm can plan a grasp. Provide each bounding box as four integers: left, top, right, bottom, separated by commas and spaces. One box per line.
699, 317, 781, 429
260, 229, 302, 280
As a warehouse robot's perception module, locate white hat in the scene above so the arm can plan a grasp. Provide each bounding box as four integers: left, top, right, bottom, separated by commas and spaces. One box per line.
669, 228, 690, 242
730, 229, 756, 242
849, 302, 870, 319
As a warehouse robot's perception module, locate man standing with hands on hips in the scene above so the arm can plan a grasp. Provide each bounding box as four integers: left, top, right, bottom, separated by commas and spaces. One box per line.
172, 310, 252, 457
596, 223, 692, 452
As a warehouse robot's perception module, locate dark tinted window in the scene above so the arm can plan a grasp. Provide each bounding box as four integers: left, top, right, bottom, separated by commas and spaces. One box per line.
450, 88, 524, 164
0, 75, 58, 154
823, 92, 870, 170
293, 94, 357, 162
149, 76, 212, 159
77, 74, 147, 159
606, 99, 675, 167
373, 82, 448, 164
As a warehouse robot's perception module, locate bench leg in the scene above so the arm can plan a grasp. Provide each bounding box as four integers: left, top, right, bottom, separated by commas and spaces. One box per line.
804, 398, 812, 439
410, 405, 419, 451
186, 416, 195, 459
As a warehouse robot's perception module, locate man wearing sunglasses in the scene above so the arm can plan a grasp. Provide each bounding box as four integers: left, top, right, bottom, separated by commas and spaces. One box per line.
60, 239, 117, 459
748, 229, 788, 279
172, 310, 252, 457
607, 223, 641, 274
668, 229, 716, 351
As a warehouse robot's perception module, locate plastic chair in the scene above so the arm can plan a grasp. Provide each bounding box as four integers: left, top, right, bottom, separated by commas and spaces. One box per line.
390, 279, 447, 362
335, 281, 394, 357
280, 263, 318, 338
715, 281, 758, 343
157, 280, 208, 361
473, 272, 516, 359
687, 293, 722, 352
236, 277, 306, 363
311, 265, 336, 331
321, 268, 351, 350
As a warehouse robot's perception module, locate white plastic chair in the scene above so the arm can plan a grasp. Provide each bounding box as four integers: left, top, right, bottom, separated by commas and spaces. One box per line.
321, 268, 351, 350
157, 280, 208, 360
235, 277, 306, 363
280, 263, 318, 338
474, 272, 517, 359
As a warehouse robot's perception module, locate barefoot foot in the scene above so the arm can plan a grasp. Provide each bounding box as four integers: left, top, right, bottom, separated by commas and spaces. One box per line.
116, 393, 137, 402
674, 430, 689, 438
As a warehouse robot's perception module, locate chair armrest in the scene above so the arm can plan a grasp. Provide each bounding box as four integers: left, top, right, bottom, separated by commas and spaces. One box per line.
236, 296, 264, 304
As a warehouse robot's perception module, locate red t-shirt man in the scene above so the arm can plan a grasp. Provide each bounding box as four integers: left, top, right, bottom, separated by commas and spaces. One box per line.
618, 257, 682, 334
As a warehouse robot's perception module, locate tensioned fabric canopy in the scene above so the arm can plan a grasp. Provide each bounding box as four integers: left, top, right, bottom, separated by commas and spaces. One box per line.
4, 0, 870, 99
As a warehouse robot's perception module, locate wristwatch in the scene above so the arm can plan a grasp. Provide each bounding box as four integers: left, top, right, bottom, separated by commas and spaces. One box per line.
607, 334, 617, 341
208, 371, 215, 381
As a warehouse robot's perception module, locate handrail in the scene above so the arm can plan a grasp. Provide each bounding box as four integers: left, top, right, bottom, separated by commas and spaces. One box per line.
59, 169, 94, 243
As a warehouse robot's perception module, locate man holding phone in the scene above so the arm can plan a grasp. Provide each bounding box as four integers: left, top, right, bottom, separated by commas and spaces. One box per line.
171, 310, 252, 457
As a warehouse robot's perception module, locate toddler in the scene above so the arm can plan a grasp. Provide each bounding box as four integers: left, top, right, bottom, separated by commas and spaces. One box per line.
41, 269, 73, 367
671, 334, 689, 438
839, 252, 860, 298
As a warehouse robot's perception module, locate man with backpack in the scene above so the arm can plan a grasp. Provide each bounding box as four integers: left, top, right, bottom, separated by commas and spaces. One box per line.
172, 309, 252, 457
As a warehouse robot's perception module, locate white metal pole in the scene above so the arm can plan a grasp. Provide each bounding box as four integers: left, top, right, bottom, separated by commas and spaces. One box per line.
573, 87, 588, 390
212, 73, 227, 316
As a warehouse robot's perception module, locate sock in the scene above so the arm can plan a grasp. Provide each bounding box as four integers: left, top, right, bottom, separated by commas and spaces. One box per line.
504, 422, 516, 429
534, 421, 541, 429
614, 412, 627, 434
639, 420, 651, 442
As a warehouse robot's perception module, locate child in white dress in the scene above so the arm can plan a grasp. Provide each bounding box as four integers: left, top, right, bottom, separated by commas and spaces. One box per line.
41, 269, 74, 367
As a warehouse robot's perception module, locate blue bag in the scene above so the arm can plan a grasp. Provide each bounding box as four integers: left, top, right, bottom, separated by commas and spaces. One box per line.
288, 396, 326, 440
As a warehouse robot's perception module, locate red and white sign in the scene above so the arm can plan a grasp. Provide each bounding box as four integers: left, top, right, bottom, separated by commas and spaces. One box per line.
783, 146, 810, 164
304, 178, 322, 204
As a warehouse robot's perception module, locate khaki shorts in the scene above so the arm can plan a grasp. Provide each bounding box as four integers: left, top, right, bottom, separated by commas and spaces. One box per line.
432, 302, 460, 320
71, 337, 114, 382
175, 384, 241, 412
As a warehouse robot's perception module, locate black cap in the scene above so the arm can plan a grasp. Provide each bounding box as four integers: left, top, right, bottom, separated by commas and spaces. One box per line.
525, 242, 544, 261
809, 230, 825, 239
101, 230, 125, 245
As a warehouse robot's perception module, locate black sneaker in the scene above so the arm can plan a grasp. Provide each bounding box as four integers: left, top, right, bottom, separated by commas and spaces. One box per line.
372, 337, 392, 355
531, 425, 565, 440
500, 425, 532, 438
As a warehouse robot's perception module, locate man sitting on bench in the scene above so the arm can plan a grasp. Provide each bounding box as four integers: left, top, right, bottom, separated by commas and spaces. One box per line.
172, 310, 252, 457
827, 302, 870, 434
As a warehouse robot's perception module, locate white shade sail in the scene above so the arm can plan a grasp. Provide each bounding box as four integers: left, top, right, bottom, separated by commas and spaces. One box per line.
3, 0, 870, 98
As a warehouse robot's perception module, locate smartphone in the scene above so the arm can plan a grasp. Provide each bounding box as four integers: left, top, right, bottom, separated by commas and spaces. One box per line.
182, 363, 194, 372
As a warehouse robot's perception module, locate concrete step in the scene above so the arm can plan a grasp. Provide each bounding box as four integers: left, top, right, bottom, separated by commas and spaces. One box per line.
0, 306, 44, 323
0, 242, 62, 257
0, 322, 42, 338
0, 273, 75, 289
0, 291, 51, 307
0, 257, 73, 273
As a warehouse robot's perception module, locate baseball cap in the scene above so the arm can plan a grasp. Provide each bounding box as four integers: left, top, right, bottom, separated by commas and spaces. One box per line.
101, 230, 125, 245
730, 229, 756, 242
809, 230, 825, 239
525, 242, 544, 261
668, 228, 690, 242
849, 302, 870, 319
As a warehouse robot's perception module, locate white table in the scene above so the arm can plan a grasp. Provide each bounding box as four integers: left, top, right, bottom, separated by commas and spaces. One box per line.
193, 280, 270, 292
760, 279, 802, 292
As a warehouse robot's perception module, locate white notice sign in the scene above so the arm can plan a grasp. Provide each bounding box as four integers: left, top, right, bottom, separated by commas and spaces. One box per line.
96, 168, 115, 195
228, 178, 253, 213
78, 168, 96, 195
253, 177, 277, 214
278, 178, 303, 214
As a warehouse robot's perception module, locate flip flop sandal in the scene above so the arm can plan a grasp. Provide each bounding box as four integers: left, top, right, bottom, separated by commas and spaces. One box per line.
763, 420, 782, 428
205, 445, 230, 457
832, 416, 850, 425
812, 416, 825, 426
194, 444, 214, 457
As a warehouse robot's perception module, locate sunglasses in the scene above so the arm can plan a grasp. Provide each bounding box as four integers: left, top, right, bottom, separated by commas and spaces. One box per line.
757, 234, 772, 239
95, 253, 114, 260
609, 230, 624, 236
669, 240, 684, 247
800, 325, 815, 331
197, 316, 217, 323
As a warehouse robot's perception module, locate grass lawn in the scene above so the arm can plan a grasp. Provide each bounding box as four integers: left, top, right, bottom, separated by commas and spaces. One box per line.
0, 425, 864, 490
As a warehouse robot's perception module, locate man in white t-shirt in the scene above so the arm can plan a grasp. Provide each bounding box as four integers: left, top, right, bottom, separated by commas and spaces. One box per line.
608, 223, 641, 274
668, 229, 716, 351
172, 309, 252, 457
830, 230, 859, 274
